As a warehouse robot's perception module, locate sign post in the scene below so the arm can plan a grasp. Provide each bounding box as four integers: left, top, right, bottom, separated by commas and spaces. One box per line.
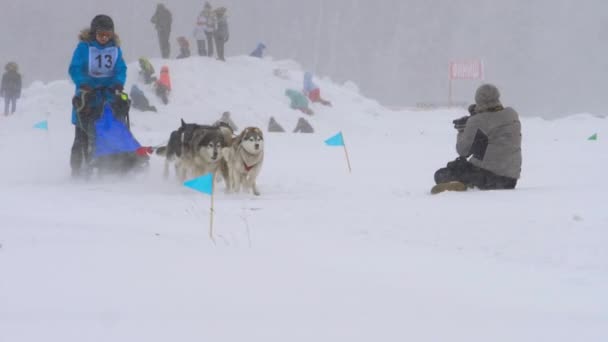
448, 59, 484, 107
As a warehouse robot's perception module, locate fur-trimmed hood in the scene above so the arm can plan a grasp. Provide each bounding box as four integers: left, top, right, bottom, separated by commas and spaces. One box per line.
78, 29, 121, 46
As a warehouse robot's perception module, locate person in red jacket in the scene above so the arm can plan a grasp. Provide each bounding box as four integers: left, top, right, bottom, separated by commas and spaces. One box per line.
303, 71, 331, 106
155, 65, 171, 104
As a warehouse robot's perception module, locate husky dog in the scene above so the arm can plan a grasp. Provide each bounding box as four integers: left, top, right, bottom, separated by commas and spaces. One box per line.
213, 120, 234, 147
184, 126, 228, 182
157, 119, 230, 182
223, 127, 264, 196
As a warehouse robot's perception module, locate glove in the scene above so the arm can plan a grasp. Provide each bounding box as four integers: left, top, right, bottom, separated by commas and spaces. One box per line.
111, 84, 124, 93
452, 116, 469, 131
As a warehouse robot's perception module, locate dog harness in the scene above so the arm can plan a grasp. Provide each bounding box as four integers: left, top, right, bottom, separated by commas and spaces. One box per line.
243, 162, 256, 172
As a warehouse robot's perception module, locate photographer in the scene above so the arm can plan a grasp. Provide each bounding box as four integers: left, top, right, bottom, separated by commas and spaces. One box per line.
432, 84, 522, 194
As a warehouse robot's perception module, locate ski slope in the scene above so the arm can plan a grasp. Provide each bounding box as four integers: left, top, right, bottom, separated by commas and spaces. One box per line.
0, 56, 607, 342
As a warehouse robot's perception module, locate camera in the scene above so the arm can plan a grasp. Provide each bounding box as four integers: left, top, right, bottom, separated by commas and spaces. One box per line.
452, 104, 477, 130
452, 115, 469, 130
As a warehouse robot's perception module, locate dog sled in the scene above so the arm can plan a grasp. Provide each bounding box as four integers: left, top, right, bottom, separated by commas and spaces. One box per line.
73, 87, 151, 176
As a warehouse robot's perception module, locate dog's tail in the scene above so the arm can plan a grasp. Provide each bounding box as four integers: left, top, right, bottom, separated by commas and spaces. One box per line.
156, 146, 168, 156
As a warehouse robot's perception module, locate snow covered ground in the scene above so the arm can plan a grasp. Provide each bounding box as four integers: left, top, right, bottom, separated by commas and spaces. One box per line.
0, 56, 607, 342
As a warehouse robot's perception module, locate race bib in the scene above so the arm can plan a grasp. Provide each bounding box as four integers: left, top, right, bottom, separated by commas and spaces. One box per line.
88, 46, 118, 78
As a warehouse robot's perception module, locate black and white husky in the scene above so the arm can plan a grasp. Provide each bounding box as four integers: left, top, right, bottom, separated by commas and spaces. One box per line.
157, 119, 232, 182
222, 127, 265, 196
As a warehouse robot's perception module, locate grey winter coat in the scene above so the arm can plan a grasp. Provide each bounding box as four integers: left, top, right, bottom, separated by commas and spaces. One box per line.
456, 107, 522, 179
215, 16, 229, 42
1, 70, 22, 98
151, 5, 172, 33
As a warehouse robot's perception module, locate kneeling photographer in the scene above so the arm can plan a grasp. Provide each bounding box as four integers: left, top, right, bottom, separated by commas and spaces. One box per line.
432, 84, 522, 194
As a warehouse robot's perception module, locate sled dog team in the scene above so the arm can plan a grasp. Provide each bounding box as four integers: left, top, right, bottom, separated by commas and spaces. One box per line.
156, 113, 264, 196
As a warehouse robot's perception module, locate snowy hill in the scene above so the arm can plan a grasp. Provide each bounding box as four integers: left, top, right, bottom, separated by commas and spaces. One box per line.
1, 55, 607, 342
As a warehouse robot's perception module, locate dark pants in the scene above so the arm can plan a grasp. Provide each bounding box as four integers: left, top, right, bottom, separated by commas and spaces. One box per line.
70, 124, 92, 175
157, 30, 171, 58
205, 32, 214, 56
156, 85, 169, 105
215, 34, 225, 61
434, 157, 517, 190
4, 95, 17, 115
196, 40, 207, 56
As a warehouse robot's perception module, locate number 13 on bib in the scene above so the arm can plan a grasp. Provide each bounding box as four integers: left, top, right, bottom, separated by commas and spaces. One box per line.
89, 47, 118, 78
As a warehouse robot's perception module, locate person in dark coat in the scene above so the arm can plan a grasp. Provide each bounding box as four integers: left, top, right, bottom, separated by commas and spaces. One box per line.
1, 62, 22, 116
130, 85, 157, 112
151, 3, 172, 59
432, 84, 522, 194
213, 7, 229, 61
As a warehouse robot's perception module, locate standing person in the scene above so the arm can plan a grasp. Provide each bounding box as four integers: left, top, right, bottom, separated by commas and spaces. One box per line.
431, 84, 522, 194
151, 3, 172, 59
0, 62, 22, 116
193, 3, 208, 56
214, 7, 229, 61
200, 2, 216, 57
68, 14, 127, 178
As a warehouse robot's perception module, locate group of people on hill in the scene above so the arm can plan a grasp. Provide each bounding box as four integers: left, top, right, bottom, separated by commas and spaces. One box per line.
151, 2, 230, 61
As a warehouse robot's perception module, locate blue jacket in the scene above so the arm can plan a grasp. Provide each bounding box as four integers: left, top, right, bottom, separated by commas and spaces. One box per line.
250, 43, 266, 58
69, 30, 127, 124
303, 71, 318, 95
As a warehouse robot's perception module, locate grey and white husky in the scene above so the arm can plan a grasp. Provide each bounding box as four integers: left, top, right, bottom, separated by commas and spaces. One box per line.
223, 127, 265, 196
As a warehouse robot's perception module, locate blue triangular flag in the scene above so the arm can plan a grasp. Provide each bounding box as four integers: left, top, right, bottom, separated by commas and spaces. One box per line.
94, 104, 141, 157
33, 120, 48, 130
184, 173, 214, 195
324, 132, 344, 146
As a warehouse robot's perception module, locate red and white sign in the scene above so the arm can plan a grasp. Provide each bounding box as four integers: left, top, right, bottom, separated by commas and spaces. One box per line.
449, 59, 484, 80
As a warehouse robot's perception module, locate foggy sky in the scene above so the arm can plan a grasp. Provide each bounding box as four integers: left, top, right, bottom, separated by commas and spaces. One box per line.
1, 0, 606, 117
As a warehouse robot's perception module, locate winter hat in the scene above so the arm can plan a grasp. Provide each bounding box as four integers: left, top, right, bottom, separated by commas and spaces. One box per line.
474, 84, 502, 112
90, 14, 114, 34
5, 62, 18, 71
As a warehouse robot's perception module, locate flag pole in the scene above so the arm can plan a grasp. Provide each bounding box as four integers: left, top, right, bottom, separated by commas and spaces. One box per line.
209, 173, 216, 244
342, 136, 352, 173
